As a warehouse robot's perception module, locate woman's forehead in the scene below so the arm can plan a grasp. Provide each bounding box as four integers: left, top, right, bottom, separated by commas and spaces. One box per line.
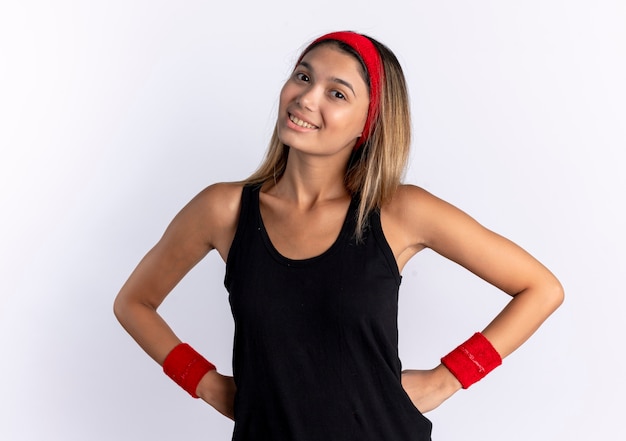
299, 44, 367, 84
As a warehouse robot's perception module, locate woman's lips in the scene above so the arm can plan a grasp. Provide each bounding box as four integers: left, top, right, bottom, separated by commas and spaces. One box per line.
288, 113, 318, 129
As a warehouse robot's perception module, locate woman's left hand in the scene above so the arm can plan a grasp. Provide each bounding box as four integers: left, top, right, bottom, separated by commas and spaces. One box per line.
401, 364, 462, 413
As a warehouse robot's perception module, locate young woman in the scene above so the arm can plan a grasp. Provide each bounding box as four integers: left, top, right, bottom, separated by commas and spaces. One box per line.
114, 31, 564, 440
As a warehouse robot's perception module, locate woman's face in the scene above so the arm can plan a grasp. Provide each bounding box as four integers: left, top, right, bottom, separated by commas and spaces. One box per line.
277, 44, 370, 156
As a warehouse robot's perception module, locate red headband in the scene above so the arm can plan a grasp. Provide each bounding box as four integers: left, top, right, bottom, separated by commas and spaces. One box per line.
300, 31, 384, 149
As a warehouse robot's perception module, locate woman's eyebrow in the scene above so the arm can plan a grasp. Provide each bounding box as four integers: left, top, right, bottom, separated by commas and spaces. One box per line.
298, 61, 357, 97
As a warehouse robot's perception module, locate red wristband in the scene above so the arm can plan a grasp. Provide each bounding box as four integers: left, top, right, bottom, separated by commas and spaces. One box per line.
441, 332, 502, 389
162, 343, 216, 398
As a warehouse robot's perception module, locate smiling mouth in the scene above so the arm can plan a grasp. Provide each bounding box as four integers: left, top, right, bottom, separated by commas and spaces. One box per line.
289, 113, 318, 129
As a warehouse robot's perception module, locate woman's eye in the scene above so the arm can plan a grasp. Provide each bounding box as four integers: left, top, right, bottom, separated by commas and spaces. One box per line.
295, 73, 310, 82
332, 90, 346, 100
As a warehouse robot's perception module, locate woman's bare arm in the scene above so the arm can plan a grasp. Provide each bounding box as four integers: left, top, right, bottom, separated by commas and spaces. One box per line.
113, 182, 242, 415
383, 185, 564, 412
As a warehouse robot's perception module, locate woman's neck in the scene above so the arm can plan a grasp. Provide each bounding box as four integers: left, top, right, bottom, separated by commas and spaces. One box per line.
267, 148, 351, 207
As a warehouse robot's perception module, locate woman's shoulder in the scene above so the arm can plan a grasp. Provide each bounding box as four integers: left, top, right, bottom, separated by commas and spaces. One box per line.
380, 184, 459, 251
384, 184, 441, 216
190, 181, 247, 226
383, 183, 496, 252
176, 182, 246, 256
378, 185, 440, 269
195, 181, 245, 208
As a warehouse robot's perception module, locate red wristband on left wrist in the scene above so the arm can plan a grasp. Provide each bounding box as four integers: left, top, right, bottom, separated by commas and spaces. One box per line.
441, 332, 502, 389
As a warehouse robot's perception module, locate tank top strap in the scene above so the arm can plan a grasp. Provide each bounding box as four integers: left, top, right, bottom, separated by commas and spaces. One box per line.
236, 183, 260, 236
368, 208, 402, 285
224, 184, 261, 287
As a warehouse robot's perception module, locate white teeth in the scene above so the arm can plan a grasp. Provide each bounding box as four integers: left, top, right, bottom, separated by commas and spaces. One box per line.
289, 113, 317, 129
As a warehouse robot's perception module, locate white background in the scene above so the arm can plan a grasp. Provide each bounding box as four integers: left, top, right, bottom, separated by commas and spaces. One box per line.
1, 1, 624, 440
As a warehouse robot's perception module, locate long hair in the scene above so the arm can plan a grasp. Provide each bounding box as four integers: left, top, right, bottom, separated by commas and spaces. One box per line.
244, 35, 411, 240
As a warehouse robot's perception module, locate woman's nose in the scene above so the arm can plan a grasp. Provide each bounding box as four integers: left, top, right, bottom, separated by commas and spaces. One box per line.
297, 86, 319, 111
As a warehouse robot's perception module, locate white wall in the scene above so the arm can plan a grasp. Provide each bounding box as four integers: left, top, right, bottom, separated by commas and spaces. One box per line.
1, 1, 624, 439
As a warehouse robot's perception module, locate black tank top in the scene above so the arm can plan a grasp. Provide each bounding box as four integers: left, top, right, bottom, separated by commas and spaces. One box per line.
225, 185, 432, 440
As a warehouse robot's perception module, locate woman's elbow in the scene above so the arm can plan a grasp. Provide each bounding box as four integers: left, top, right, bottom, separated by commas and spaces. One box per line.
543, 276, 565, 313
112, 292, 127, 324
113, 290, 138, 327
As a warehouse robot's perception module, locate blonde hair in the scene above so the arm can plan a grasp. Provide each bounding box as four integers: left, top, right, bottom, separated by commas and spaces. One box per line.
244, 36, 411, 240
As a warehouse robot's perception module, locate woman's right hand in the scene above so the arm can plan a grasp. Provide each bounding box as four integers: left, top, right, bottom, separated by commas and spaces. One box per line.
196, 370, 237, 420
